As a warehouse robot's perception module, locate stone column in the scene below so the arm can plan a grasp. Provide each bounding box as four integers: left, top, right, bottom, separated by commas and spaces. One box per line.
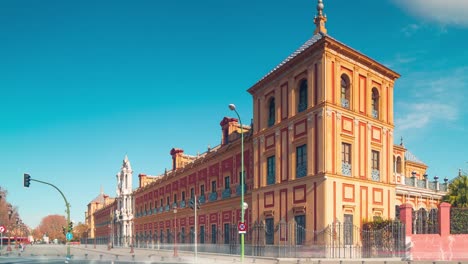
399, 203, 413, 236
438, 202, 451, 236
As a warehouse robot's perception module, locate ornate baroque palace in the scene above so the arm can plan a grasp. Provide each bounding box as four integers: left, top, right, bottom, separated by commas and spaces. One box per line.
86, 0, 448, 258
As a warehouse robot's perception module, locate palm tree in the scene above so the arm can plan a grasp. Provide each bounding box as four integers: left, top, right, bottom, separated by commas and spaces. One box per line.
444, 173, 468, 208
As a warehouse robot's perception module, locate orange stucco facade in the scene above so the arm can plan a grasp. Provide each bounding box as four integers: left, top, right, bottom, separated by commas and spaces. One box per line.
89, 1, 448, 247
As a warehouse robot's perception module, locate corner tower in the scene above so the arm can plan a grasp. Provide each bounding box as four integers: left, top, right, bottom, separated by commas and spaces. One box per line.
248, 0, 400, 239
115, 155, 134, 246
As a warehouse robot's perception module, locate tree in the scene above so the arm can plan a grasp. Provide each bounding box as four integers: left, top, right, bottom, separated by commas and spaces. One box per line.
36, 215, 67, 242
72, 222, 88, 242
444, 174, 468, 208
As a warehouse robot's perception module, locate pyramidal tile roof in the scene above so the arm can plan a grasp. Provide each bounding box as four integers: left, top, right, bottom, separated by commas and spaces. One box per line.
256, 32, 325, 85
405, 150, 425, 165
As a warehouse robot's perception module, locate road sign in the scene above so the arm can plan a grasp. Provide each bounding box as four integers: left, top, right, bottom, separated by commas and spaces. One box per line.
0, 225, 6, 233
66, 232, 73, 241
238, 222, 247, 234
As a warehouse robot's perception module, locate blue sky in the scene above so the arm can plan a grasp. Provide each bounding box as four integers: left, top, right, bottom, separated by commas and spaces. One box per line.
1, 0, 467, 228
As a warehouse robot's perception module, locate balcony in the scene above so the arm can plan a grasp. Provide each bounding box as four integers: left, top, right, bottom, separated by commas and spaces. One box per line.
268, 117, 275, 127
296, 164, 307, 178
165, 205, 170, 212
342, 162, 351, 176
372, 109, 378, 119
159, 207, 163, 213
222, 188, 231, 199
371, 169, 380, 181
180, 200, 186, 209
209, 192, 218, 202
341, 98, 349, 109
298, 102, 307, 113
236, 184, 247, 196
199, 194, 206, 204
405, 177, 415, 186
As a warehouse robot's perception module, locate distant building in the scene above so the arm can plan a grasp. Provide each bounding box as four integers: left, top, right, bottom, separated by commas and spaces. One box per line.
85, 187, 114, 239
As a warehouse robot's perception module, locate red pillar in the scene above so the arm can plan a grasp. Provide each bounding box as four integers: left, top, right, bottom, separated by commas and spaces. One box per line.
438, 202, 451, 236
399, 203, 413, 236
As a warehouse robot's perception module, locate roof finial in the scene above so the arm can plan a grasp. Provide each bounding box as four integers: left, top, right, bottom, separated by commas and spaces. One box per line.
100, 185, 104, 195
314, 0, 327, 35
400, 136, 404, 146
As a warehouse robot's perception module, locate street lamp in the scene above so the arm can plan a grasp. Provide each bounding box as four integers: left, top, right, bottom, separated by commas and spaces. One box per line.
173, 204, 178, 257
228, 103, 245, 262
7, 206, 12, 251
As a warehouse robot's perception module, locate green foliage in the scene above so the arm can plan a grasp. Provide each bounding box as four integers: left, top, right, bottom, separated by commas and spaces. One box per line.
362, 218, 399, 231
450, 207, 468, 234
443, 174, 468, 208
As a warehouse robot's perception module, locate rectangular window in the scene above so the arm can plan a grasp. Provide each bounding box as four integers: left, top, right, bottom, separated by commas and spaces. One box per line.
200, 185, 205, 196
239, 171, 245, 184
160, 199, 163, 208
211, 224, 217, 244
200, 226, 205, 244
173, 194, 177, 204
342, 143, 351, 163
372, 150, 380, 170
190, 227, 194, 244
344, 214, 353, 245
224, 223, 230, 244
181, 227, 185, 243
224, 176, 230, 189
190, 188, 195, 199
182, 191, 185, 201
265, 218, 274, 245
296, 144, 307, 178
267, 156, 276, 185
166, 197, 170, 205
160, 230, 164, 243
295, 215, 306, 245
211, 181, 217, 193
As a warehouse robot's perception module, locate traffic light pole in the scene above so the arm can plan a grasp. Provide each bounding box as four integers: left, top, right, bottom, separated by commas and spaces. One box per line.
29, 178, 71, 261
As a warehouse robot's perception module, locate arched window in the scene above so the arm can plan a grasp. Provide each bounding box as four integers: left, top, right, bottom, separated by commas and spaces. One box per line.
371, 88, 379, 118
298, 79, 308, 113
340, 74, 350, 109
268, 97, 275, 127
396, 156, 402, 174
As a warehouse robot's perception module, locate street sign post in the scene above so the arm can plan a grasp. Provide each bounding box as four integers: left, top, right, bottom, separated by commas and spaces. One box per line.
238, 222, 247, 234
0, 225, 5, 250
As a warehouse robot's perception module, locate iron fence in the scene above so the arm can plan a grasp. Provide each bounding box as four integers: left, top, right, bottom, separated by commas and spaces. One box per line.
81, 220, 406, 259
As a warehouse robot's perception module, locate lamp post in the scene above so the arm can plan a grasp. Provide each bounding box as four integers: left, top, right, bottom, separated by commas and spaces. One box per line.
228, 103, 245, 262
94, 228, 96, 249
7, 206, 12, 251
173, 205, 178, 257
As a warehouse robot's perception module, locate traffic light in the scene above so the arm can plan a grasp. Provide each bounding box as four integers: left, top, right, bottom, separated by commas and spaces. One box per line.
62, 226, 66, 235
68, 221, 73, 232
23, 173, 31, 188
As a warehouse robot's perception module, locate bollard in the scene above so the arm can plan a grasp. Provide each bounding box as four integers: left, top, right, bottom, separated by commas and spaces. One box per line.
100, 254, 103, 260
85, 253, 88, 259
252, 258, 256, 263
362, 261, 365, 264
318, 260, 321, 264
115, 255, 119, 260
297, 260, 301, 264
132, 254, 135, 261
